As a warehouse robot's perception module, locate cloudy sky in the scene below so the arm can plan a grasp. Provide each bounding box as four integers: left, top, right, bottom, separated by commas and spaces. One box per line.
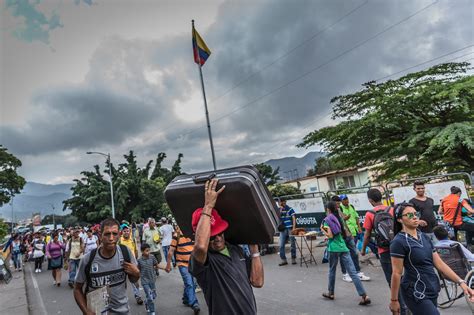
1, 0, 473, 184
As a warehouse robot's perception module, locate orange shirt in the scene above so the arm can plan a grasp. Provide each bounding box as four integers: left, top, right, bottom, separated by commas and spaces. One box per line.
171, 235, 194, 268
441, 194, 468, 227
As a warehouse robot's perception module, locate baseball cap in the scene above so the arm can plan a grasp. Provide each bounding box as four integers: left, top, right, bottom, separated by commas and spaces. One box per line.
339, 194, 348, 200
192, 208, 229, 237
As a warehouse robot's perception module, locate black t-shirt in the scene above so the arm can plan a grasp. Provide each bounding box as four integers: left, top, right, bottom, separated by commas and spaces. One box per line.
189, 244, 256, 315
390, 232, 440, 300
409, 197, 436, 233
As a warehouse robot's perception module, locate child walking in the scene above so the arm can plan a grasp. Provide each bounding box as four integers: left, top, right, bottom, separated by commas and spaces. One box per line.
138, 243, 158, 315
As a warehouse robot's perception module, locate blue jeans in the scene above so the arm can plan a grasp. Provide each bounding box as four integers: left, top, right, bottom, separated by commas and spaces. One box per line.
12, 252, 21, 269
131, 281, 141, 298
179, 266, 198, 307
68, 259, 80, 283
142, 282, 156, 314
402, 290, 439, 315
340, 236, 361, 274
279, 228, 296, 260
328, 251, 366, 296
162, 245, 175, 266
380, 252, 408, 315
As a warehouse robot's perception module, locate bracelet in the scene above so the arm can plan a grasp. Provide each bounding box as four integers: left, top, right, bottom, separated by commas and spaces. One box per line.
391, 299, 398, 302
458, 279, 466, 286
201, 213, 212, 219
251, 252, 261, 258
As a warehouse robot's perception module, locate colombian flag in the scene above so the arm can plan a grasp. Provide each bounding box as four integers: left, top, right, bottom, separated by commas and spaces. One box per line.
192, 26, 211, 66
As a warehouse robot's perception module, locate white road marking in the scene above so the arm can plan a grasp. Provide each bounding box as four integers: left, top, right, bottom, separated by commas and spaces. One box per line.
28, 264, 48, 315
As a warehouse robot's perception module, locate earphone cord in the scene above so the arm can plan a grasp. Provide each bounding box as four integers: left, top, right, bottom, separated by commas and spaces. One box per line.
405, 232, 426, 300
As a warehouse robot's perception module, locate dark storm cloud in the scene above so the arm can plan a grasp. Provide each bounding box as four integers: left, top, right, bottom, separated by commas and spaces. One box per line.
1, 85, 158, 155
3, 0, 473, 178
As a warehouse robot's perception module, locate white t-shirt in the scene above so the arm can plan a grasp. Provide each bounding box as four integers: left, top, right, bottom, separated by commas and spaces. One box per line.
159, 224, 174, 247
84, 235, 98, 254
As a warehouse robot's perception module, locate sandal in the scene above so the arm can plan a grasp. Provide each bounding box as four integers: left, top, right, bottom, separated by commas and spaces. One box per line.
359, 295, 371, 305
322, 292, 335, 300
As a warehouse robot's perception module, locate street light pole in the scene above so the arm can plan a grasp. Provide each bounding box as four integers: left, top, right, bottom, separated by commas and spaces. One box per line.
86, 151, 116, 219
10, 198, 14, 233
49, 204, 56, 229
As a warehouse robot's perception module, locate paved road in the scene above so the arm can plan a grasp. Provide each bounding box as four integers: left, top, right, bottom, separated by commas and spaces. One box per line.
24, 248, 471, 315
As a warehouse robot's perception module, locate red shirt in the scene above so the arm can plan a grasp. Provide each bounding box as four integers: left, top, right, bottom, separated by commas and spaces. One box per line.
363, 205, 394, 255
441, 194, 468, 227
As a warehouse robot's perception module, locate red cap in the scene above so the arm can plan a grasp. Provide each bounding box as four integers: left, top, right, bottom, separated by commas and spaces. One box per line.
192, 208, 229, 237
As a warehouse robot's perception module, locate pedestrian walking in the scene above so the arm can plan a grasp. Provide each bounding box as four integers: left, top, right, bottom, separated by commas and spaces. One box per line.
33, 234, 46, 273
361, 188, 409, 314
278, 198, 297, 266
10, 235, 22, 271
389, 202, 474, 314
333, 195, 370, 282
190, 179, 264, 315
321, 201, 371, 305
65, 228, 84, 288
74, 218, 140, 315
119, 223, 144, 305
138, 243, 159, 315
142, 218, 162, 275
83, 229, 99, 255
46, 232, 66, 287
165, 225, 200, 314
159, 217, 175, 267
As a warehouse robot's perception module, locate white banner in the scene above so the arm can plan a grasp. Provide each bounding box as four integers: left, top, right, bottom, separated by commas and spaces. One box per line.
393, 180, 469, 205
286, 197, 326, 214
342, 192, 375, 211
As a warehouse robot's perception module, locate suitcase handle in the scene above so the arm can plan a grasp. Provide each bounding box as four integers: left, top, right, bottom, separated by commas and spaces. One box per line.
193, 173, 216, 184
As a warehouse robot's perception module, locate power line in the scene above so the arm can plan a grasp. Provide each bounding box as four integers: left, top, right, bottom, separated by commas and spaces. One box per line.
173, 1, 439, 140
374, 45, 474, 82
207, 0, 369, 104
149, 1, 369, 141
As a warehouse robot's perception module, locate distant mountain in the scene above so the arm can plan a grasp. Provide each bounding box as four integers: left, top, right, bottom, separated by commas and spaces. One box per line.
263, 151, 325, 182
0, 182, 73, 221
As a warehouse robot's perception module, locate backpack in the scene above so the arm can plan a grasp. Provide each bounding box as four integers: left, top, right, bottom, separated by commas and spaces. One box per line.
368, 206, 394, 248
84, 244, 131, 293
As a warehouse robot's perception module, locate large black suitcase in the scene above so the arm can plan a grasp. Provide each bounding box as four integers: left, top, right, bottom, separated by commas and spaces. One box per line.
164, 165, 279, 244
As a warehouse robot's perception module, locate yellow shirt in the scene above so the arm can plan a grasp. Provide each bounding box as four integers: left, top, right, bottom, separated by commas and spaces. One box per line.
119, 236, 137, 258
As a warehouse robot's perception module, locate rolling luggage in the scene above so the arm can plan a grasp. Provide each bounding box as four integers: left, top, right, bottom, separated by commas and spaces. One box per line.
164, 165, 279, 244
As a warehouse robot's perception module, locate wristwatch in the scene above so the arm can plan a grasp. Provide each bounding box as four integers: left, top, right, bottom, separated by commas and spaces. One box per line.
458, 279, 466, 286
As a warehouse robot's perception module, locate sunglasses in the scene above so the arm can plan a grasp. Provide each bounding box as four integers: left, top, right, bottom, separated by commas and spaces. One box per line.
210, 232, 223, 241
402, 212, 420, 220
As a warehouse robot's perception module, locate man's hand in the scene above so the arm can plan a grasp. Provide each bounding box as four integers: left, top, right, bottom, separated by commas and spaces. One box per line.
123, 262, 140, 278
204, 179, 225, 209
165, 263, 172, 273
360, 247, 366, 256
418, 219, 427, 227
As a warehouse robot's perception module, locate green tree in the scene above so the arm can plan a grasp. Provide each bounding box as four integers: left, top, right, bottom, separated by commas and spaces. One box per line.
0, 146, 26, 207
64, 151, 183, 223
306, 156, 345, 176
254, 163, 281, 185
269, 184, 302, 199
0, 218, 8, 241
299, 62, 474, 181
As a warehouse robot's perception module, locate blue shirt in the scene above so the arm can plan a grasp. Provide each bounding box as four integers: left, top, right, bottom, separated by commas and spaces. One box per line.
390, 231, 440, 300
280, 205, 295, 229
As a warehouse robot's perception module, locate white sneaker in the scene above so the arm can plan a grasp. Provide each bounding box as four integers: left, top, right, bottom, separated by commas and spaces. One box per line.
53, 281, 56, 286
39, 269, 42, 272
35, 269, 38, 273
342, 273, 353, 283
358, 272, 371, 281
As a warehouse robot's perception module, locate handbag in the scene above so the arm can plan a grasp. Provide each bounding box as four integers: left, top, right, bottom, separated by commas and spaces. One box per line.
50, 257, 62, 269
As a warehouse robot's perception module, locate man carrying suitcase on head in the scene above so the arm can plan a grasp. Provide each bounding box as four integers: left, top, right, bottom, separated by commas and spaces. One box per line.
189, 179, 264, 315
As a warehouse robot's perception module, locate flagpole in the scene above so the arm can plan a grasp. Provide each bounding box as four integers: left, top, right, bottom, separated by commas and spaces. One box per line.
193, 20, 217, 170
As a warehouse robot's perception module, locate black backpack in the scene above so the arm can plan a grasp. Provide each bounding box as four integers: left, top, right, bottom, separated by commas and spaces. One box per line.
368, 206, 394, 248
84, 244, 131, 292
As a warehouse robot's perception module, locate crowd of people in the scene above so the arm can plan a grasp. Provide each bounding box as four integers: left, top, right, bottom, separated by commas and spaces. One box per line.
4, 179, 474, 315
278, 181, 474, 314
